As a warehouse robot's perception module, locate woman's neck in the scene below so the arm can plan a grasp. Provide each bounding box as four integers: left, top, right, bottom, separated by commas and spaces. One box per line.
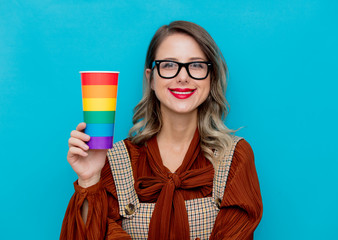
157, 109, 198, 145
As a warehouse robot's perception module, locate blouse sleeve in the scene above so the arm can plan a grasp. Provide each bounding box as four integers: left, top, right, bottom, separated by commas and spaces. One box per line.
210, 139, 263, 240
60, 158, 131, 240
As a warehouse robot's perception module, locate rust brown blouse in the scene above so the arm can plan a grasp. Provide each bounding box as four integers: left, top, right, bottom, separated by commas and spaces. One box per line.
60, 138, 263, 240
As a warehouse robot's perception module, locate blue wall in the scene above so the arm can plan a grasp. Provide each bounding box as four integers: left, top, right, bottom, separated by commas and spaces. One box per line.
0, 0, 337, 239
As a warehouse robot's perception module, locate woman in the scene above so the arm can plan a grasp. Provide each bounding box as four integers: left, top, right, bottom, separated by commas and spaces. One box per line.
61, 21, 263, 240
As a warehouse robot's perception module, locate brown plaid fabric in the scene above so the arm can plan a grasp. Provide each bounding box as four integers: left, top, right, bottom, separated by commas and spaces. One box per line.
107, 136, 243, 240
107, 141, 140, 219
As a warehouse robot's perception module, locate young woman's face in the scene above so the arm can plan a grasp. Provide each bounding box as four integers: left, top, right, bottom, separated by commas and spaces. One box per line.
147, 33, 211, 116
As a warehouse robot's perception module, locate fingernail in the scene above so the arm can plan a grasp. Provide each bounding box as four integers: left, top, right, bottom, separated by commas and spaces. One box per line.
83, 144, 89, 150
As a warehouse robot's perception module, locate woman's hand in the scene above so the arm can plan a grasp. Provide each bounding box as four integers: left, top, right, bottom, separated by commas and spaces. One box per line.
67, 122, 108, 188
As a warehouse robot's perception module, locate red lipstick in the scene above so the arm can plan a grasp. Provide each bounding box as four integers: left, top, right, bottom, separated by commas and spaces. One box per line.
169, 88, 196, 99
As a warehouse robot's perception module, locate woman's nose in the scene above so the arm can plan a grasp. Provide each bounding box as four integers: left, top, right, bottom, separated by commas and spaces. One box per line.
176, 66, 190, 83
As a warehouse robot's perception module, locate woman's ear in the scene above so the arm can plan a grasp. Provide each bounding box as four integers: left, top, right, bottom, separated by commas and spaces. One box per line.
145, 68, 154, 89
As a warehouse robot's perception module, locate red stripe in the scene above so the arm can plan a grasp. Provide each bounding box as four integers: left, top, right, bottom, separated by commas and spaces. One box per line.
81, 72, 119, 85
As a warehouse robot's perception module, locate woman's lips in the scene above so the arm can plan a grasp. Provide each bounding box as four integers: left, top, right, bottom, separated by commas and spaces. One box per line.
169, 88, 196, 99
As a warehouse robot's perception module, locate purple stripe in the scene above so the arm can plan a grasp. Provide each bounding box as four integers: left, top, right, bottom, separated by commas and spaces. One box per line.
87, 136, 113, 149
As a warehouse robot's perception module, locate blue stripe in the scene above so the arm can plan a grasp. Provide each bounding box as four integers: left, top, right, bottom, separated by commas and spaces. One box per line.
85, 123, 115, 137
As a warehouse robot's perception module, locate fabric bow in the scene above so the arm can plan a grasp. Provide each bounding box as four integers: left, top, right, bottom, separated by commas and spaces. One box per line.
134, 129, 214, 240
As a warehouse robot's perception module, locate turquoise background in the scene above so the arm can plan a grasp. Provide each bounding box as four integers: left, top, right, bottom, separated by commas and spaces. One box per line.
1, 0, 337, 239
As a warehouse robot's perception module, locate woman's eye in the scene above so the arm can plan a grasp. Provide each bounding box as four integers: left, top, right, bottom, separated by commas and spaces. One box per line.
190, 63, 205, 69
162, 62, 176, 69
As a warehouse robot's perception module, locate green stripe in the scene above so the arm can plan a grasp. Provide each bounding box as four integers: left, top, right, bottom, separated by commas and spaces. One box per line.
83, 111, 115, 124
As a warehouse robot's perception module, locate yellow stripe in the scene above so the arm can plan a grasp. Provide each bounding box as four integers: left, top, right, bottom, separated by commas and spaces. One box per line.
83, 98, 116, 111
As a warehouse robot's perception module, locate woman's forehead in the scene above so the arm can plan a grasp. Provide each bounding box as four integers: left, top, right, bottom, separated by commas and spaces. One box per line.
155, 33, 207, 61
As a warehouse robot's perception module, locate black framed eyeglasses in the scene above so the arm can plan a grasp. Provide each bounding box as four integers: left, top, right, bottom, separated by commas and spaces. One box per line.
152, 60, 212, 80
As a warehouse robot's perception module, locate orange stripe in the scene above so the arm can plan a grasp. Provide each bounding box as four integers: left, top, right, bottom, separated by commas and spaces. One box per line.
82, 85, 117, 98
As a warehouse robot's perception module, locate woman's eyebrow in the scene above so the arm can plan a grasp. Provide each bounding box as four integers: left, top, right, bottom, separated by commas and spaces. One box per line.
162, 57, 178, 61
189, 57, 207, 61
160, 57, 207, 61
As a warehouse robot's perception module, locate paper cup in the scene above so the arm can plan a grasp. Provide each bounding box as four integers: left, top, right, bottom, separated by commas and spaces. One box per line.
80, 71, 119, 149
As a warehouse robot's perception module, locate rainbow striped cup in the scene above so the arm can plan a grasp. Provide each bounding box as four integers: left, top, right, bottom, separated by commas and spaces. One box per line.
80, 71, 119, 149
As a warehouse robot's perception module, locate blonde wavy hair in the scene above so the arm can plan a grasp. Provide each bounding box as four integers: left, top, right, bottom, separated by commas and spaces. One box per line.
128, 20, 236, 166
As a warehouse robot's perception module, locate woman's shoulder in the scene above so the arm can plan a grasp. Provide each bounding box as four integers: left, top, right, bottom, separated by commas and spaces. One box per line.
221, 135, 253, 160
229, 137, 256, 175
110, 138, 143, 153
108, 139, 143, 160
122, 138, 144, 162
232, 137, 253, 156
